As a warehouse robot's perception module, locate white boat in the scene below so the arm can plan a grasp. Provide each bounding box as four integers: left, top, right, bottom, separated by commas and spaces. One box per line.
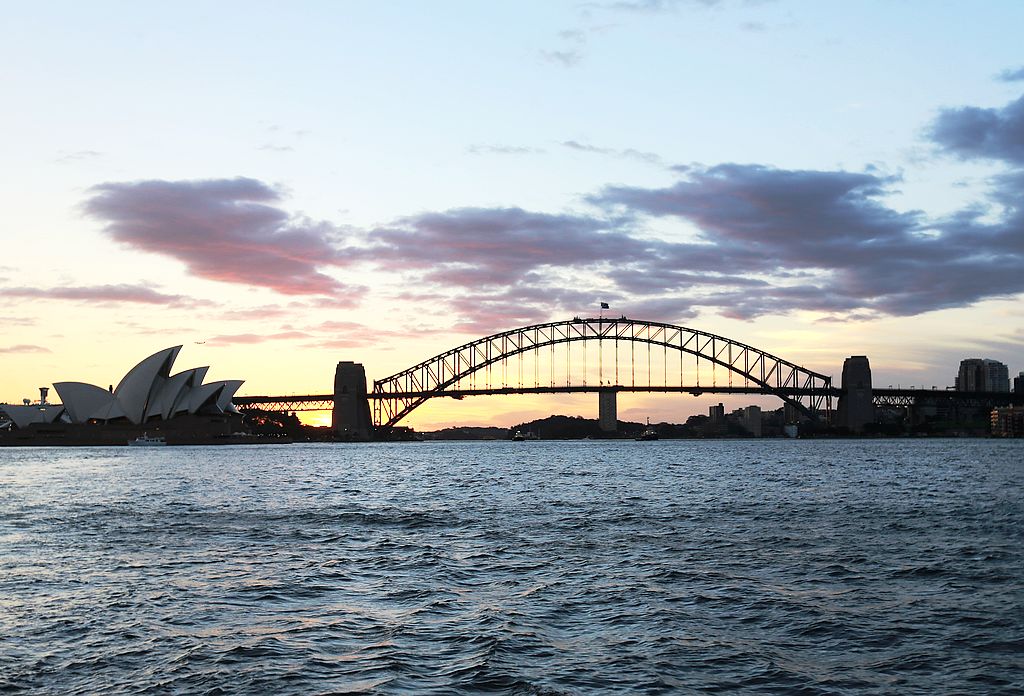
128, 433, 166, 446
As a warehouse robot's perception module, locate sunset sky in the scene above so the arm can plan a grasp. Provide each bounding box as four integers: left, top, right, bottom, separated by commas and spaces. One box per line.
3, 1, 1023, 429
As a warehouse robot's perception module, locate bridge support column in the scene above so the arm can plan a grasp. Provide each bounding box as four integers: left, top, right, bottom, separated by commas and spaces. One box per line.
837, 356, 874, 433
598, 389, 617, 432
333, 361, 373, 441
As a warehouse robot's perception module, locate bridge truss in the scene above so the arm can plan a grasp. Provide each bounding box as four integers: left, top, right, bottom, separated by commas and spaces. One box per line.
234, 395, 333, 412
371, 317, 833, 429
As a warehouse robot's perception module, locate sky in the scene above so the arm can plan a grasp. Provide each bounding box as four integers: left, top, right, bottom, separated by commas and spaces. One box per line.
2, 0, 1023, 429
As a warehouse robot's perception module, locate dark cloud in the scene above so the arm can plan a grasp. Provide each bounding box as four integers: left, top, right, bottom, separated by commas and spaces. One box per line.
929, 94, 1024, 165
352, 157, 1021, 322
617, 297, 699, 324
366, 207, 653, 288
695, 285, 871, 320
2, 284, 203, 306
446, 296, 569, 335
595, 164, 915, 246
84, 178, 355, 296
590, 162, 1024, 318
606, 267, 769, 295
437, 284, 610, 335
997, 66, 1024, 82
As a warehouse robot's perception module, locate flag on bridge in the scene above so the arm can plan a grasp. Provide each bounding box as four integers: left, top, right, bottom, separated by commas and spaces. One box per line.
600, 302, 610, 309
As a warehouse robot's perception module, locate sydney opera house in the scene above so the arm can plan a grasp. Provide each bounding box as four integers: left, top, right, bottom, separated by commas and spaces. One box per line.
0, 347, 247, 445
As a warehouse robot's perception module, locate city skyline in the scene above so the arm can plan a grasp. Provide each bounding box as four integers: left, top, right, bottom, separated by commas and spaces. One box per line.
3, 1, 1023, 429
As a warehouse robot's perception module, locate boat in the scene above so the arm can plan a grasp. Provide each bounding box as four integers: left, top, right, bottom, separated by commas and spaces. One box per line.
128, 433, 166, 446
635, 418, 658, 441
512, 430, 526, 441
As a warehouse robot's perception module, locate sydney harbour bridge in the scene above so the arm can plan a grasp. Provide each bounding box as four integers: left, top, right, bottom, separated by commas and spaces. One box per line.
233, 317, 1021, 439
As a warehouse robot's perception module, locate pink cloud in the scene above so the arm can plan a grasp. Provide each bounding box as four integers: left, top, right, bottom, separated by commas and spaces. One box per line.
2, 284, 203, 306
206, 330, 312, 346
84, 178, 358, 297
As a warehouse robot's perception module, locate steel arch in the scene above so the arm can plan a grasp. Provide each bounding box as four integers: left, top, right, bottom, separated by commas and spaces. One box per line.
372, 317, 832, 429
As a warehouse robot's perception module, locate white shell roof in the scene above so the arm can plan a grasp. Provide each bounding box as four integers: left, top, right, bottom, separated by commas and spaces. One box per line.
187, 382, 225, 414
0, 404, 66, 429
42, 347, 243, 427
212, 380, 245, 410
113, 346, 181, 425
53, 382, 115, 423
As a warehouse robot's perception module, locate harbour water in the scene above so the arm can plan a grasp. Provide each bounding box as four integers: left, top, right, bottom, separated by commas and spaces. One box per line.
1, 439, 1022, 694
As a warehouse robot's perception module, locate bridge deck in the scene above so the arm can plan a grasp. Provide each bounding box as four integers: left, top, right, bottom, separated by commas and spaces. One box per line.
234, 387, 1023, 412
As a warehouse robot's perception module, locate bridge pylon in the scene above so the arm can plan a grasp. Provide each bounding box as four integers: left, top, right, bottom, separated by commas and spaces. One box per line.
836, 356, 873, 432
598, 389, 617, 432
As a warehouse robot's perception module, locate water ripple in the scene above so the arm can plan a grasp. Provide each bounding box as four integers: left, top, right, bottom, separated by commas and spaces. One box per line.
1, 439, 1022, 694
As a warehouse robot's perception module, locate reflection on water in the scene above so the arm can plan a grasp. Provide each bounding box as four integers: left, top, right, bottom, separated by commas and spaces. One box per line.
1, 439, 1022, 694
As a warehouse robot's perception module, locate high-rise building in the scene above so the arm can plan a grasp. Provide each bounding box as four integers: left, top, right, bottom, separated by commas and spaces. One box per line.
1014, 372, 1024, 394
956, 359, 1010, 392
741, 405, 762, 437
709, 403, 724, 422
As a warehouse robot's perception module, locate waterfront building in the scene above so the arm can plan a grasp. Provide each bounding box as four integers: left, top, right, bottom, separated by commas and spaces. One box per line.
956, 358, 1010, 392
0, 347, 245, 445
0, 388, 65, 430
741, 405, 762, 437
709, 403, 724, 422
991, 406, 1024, 437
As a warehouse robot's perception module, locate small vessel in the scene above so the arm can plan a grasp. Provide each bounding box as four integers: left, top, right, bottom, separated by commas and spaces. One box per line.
635, 418, 658, 441
512, 430, 526, 441
128, 433, 166, 446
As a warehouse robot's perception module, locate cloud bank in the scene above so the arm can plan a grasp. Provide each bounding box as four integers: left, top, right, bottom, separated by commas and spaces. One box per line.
62, 92, 1024, 331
